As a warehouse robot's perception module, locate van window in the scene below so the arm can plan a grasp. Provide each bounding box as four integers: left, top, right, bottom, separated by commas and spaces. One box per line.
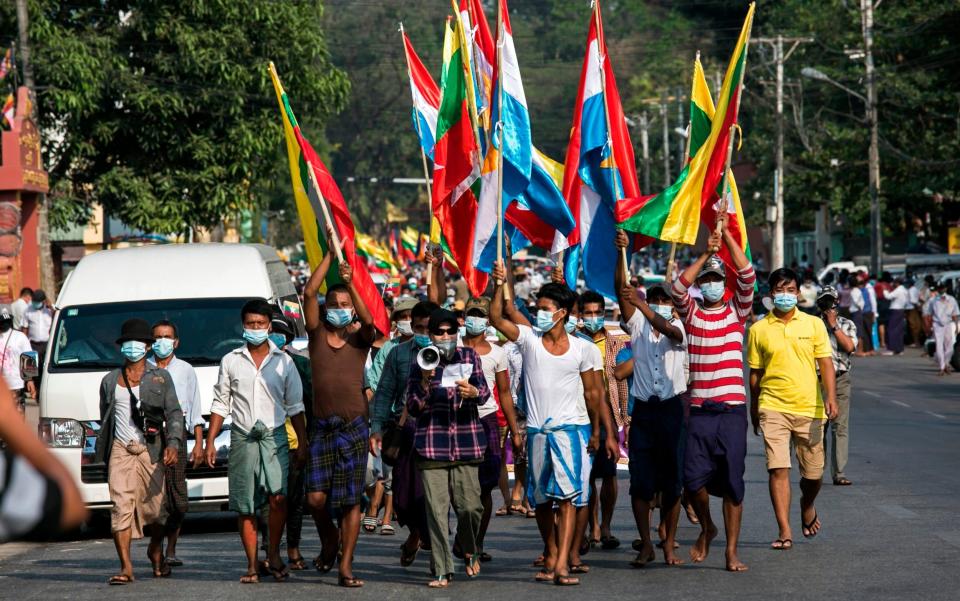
50, 298, 253, 371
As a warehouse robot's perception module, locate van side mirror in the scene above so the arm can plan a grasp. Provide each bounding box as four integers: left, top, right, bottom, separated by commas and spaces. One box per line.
20, 351, 39, 380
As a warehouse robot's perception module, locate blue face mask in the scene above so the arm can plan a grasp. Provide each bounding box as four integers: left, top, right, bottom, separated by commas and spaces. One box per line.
536, 309, 561, 332
773, 293, 798, 312
326, 308, 354, 328
268, 333, 287, 349
31, 301, 43, 310
243, 328, 269, 346
151, 338, 175, 359
464, 316, 489, 336
700, 281, 725, 303
414, 333, 432, 348
120, 340, 147, 362
583, 316, 604, 333
651, 304, 674, 321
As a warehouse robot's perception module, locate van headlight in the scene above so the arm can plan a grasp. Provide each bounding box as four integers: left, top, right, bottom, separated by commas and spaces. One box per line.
40, 418, 84, 448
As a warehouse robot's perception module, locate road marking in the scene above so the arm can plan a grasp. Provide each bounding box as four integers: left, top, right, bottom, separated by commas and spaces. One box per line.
863, 390, 881, 398
926, 411, 947, 419
876, 503, 917, 519
890, 400, 911, 408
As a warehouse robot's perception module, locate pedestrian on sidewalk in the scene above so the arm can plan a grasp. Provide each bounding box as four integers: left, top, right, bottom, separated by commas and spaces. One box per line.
206, 300, 307, 583
406, 308, 489, 588
671, 217, 755, 572
906, 279, 924, 347
0, 305, 36, 412
923, 281, 959, 376
10, 287, 31, 332
149, 320, 204, 567
24, 289, 52, 370
815, 288, 858, 486
303, 242, 376, 588
886, 278, 909, 354
95, 318, 183, 585
748, 268, 839, 551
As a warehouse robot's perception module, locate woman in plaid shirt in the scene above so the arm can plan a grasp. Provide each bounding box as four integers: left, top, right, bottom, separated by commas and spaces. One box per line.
406, 308, 491, 588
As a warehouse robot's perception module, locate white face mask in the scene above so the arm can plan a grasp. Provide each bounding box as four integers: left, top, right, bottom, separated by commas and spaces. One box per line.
396, 320, 413, 337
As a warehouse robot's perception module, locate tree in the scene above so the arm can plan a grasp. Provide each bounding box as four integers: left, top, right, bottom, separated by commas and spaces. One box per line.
0, 0, 350, 234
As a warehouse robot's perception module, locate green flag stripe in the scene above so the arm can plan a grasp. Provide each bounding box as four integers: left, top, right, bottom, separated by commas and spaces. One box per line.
435, 45, 467, 142
619, 166, 691, 238
688, 103, 712, 159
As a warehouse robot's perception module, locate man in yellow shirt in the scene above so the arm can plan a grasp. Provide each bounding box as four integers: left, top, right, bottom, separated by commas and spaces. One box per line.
747, 267, 838, 551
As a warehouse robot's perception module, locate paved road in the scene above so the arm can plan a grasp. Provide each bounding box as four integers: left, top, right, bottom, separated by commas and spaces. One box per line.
3, 351, 959, 600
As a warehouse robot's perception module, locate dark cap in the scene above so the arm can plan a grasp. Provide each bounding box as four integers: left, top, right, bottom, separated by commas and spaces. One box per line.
697, 256, 726, 280
428, 309, 459, 333
465, 296, 491, 316
32, 289, 47, 303
271, 314, 294, 339
817, 285, 839, 301
116, 318, 155, 344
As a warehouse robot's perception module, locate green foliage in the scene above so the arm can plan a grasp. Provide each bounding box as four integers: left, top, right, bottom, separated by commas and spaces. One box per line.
0, 0, 349, 234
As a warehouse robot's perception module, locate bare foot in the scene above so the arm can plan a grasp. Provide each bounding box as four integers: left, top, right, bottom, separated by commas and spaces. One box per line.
663, 542, 684, 566
629, 541, 656, 568
726, 551, 749, 572
684, 503, 700, 525
689, 524, 718, 563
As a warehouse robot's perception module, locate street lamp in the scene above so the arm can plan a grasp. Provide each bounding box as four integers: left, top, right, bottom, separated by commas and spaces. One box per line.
802, 63, 882, 275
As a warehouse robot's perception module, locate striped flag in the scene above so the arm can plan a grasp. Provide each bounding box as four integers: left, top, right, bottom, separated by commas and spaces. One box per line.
401, 29, 440, 160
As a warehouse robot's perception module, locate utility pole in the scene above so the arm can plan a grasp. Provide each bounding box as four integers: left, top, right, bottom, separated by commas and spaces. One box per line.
660, 94, 670, 187
862, 0, 881, 275
752, 35, 813, 270
639, 112, 651, 192
16, 0, 56, 295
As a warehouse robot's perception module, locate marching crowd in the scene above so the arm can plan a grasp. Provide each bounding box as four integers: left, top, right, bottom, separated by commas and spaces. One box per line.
9, 217, 953, 588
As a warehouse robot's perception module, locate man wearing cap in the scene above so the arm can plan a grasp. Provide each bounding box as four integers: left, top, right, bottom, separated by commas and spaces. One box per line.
148, 320, 204, 568
25, 289, 53, 367
815, 287, 858, 486
0, 305, 35, 411
94, 318, 183, 585
671, 219, 755, 572
362, 296, 417, 536
459, 296, 521, 561
923, 281, 959, 376
206, 300, 306, 583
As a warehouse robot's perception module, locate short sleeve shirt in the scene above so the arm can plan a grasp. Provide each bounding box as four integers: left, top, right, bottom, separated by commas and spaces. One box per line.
477, 343, 509, 419
747, 310, 833, 419
515, 325, 598, 430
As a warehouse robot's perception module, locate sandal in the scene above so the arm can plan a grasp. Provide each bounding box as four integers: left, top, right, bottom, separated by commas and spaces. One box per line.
569, 563, 590, 574
802, 511, 821, 538
268, 563, 289, 582
534, 570, 555, 582
532, 555, 545, 568
362, 516, 378, 533
465, 555, 481, 578
240, 572, 260, 584
380, 523, 396, 536
108, 574, 133, 585
288, 555, 307, 570
428, 574, 450, 588
313, 549, 337, 573
771, 538, 793, 550
508, 503, 525, 515
554, 574, 580, 586
165, 556, 183, 567
152, 561, 172, 578
600, 535, 620, 550
400, 542, 419, 567
478, 551, 493, 563
525, 509, 537, 519
338, 575, 364, 588
495, 505, 509, 516
833, 477, 853, 486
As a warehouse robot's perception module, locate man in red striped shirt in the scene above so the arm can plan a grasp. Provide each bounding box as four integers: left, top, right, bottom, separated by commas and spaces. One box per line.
671, 218, 755, 572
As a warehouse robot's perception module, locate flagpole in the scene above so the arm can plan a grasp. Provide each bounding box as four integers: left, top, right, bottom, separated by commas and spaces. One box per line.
494, 1, 511, 300
715, 8, 754, 238
667, 51, 700, 283
450, 1, 484, 165
592, 0, 630, 283
399, 22, 437, 284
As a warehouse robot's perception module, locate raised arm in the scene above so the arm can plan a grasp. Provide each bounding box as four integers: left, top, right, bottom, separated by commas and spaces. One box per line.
614, 229, 635, 322
490, 260, 520, 342
426, 245, 445, 304
303, 240, 337, 332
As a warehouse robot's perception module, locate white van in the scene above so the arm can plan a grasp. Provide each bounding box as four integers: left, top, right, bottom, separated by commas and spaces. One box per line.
38, 243, 304, 511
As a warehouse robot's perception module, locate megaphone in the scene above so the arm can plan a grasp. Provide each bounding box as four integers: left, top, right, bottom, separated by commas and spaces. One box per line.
417, 345, 441, 371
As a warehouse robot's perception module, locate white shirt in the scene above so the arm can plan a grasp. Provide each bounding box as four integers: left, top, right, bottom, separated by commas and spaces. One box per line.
25, 307, 52, 343
887, 285, 909, 310
211, 342, 304, 431
906, 286, 920, 310
514, 324, 601, 430
849, 287, 865, 313
114, 384, 145, 445
625, 310, 687, 402
10, 298, 28, 331
476, 343, 509, 419
150, 356, 204, 428
924, 294, 960, 328
0, 329, 32, 390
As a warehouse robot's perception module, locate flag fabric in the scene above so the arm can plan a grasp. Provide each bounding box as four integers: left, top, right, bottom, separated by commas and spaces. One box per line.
402, 30, 441, 160
505, 148, 575, 250
472, 0, 534, 274
269, 64, 390, 335
432, 14, 488, 296
460, 0, 495, 134
0, 49, 11, 81
400, 226, 420, 263
619, 4, 754, 247
1, 94, 13, 128
560, 3, 642, 299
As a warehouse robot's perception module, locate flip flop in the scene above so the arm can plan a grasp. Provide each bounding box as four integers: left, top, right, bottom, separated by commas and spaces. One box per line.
802, 511, 820, 538
508, 503, 525, 515
288, 555, 308, 570
569, 563, 590, 574
428, 575, 450, 588
268, 563, 289, 582
478, 551, 493, 563
165, 556, 183, 567
554, 574, 580, 586
600, 535, 620, 550
152, 561, 172, 578
495, 506, 509, 516
770, 539, 793, 550
338, 575, 364, 588
400, 542, 419, 567
108, 574, 133, 585
534, 570, 555, 582
239, 572, 260, 584
833, 477, 852, 486
465, 555, 481, 578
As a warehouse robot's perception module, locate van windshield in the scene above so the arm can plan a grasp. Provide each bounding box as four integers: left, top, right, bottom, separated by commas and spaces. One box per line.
50, 298, 253, 371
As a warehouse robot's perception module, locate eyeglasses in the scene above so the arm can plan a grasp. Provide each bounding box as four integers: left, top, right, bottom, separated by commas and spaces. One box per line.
431, 327, 458, 335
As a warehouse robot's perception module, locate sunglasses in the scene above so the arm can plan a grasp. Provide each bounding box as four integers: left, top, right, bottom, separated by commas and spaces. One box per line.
431, 327, 458, 336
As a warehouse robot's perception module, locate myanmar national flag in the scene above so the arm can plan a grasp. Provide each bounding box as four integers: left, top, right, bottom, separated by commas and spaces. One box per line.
432, 14, 487, 296
618, 3, 754, 246
269, 63, 390, 335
